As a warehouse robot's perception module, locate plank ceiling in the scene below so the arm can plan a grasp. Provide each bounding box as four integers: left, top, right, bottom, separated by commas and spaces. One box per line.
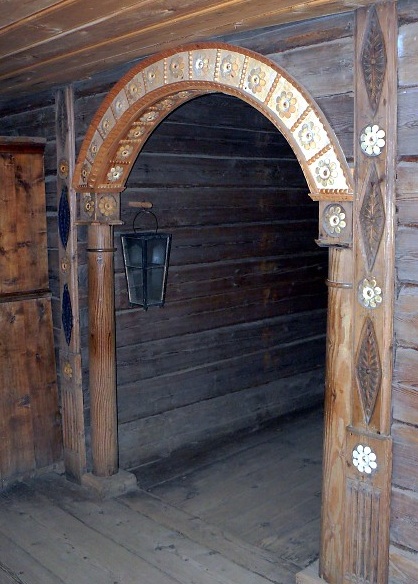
0, 0, 376, 100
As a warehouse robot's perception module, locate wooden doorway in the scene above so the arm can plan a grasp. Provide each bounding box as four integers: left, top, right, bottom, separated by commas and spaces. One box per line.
72, 36, 396, 583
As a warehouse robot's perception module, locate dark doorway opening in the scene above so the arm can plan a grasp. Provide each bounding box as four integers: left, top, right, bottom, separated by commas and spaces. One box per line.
115, 93, 328, 578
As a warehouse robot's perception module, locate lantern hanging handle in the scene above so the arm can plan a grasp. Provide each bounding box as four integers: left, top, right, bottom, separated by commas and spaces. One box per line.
132, 209, 159, 234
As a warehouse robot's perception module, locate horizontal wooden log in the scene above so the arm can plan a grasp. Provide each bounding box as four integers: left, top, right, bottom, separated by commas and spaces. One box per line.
115, 220, 319, 269
389, 545, 418, 584
396, 226, 418, 283
316, 94, 354, 159
398, 19, 418, 88
120, 186, 317, 228
392, 422, 418, 491
116, 310, 326, 384
115, 325, 325, 387
390, 487, 418, 552
114, 278, 327, 345
398, 0, 418, 24
397, 200, 418, 226
396, 161, 418, 258
115, 254, 327, 308
117, 353, 326, 423
118, 370, 325, 469
392, 383, 418, 427
124, 184, 312, 216
269, 37, 353, 99
221, 11, 354, 55
128, 152, 306, 188
0, 104, 56, 139
158, 93, 287, 132
394, 284, 418, 347
398, 88, 418, 157
394, 346, 418, 390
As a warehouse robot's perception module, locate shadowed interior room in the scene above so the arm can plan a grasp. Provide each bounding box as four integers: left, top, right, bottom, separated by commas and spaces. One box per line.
1, 2, 418, 583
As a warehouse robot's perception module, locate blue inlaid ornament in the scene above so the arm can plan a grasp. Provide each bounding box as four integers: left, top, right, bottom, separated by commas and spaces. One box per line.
62, 284, 73, 345
58, 186, 70, 249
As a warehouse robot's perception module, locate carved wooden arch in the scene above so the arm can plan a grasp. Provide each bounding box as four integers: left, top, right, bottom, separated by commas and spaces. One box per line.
73, 42, 353, 203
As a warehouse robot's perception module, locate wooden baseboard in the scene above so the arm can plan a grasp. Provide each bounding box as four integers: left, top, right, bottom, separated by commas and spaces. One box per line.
296, 561, 325, 583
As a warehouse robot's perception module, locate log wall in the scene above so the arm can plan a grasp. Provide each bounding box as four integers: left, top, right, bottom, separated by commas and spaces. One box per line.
113, 94, 328, 468
0, 10, 356, 471
3, 0, 418, 576
390, 0, 418, 577
71, 10, 356, 469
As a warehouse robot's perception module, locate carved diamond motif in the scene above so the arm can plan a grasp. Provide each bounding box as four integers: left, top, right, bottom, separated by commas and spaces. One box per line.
356, 318, 382, 424
361, 6, 387, 113
360, 163, 385, 271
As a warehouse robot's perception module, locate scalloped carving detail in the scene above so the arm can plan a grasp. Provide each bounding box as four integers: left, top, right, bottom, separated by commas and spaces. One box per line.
356, 318, 382, 424
361, 6, 387, 113
360, 163, 385, 271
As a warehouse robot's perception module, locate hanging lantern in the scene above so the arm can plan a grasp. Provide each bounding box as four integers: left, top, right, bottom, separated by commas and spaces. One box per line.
121, 208, 171, 309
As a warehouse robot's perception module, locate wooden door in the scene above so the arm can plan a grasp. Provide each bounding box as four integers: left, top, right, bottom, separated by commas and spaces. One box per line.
0, 137, 62, 487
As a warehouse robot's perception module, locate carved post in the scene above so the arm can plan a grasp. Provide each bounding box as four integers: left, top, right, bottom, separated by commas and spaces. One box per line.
320, 246, 353, 583
88, 222, 118, 476
56, 87, 87, 482
340, 4, 397, 583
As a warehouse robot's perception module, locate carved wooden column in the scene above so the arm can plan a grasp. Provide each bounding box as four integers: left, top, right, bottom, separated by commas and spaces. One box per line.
78, 192, 122, 478
341, 4, 397, 583
88, 222, 118, 476
56, 87, 87, 482
320, 246, 353, 583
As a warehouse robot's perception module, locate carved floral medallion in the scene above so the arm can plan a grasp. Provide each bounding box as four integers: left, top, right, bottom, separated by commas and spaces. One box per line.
360, 124, 386, 157
352, 444, 377, 474
359, 277, 382, 309
323, 204, 347, 236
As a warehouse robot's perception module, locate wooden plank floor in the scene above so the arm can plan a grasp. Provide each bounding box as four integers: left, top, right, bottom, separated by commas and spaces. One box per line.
0, 407, 323, 584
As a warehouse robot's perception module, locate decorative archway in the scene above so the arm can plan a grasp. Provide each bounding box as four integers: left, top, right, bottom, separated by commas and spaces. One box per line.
72, 27, 396, 584
74, 42, 353, 202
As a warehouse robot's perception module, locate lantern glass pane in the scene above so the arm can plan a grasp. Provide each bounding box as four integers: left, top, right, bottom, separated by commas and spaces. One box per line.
126, 268, 144, 305
124, 238, 144, 266
147, 238, 167, 266
146, 267, 165, 305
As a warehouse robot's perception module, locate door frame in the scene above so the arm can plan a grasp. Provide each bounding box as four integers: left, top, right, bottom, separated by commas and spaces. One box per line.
71, 25, 396, 583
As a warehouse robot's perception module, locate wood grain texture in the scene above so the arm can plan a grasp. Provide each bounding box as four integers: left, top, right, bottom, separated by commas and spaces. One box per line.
0, 141, 61, 486
55, 87, 87, 482
389, 545, 418, 584
0, 418, 325, 584
0, 150, 49, 295
319, 247, 353, 583
0, 0, 376, 101
88, 224, 118, 477
392, 422, 418, 492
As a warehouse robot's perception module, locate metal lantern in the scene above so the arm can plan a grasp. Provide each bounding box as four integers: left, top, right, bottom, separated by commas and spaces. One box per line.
121, 210, 171, 309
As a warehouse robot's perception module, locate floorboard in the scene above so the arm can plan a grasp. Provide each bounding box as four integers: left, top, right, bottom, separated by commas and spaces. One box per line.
136, 406, 324, 575
0, 406, 323, 584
